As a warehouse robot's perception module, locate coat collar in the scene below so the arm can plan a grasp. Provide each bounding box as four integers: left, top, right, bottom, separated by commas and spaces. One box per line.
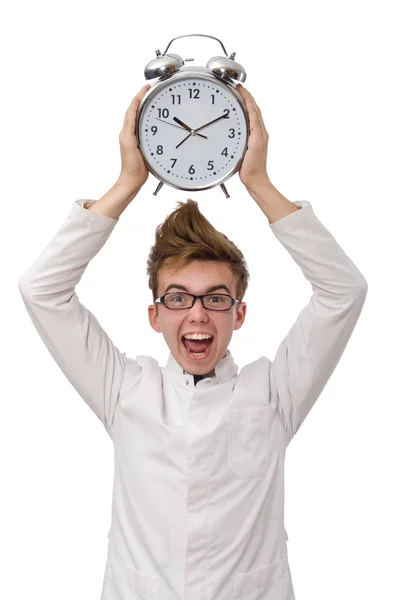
164, 348, 238, 386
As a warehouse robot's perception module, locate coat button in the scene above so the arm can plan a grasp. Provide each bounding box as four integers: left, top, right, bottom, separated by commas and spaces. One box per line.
185, 380, 189, 385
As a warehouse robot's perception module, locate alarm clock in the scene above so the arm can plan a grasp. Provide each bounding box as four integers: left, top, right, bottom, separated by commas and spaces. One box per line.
136, 33, 249, 198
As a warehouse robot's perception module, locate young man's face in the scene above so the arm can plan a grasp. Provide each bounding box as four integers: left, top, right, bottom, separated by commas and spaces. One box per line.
148, 260, 247, 376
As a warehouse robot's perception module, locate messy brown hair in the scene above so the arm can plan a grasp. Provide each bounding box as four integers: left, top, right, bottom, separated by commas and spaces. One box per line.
147, 199, 250, 311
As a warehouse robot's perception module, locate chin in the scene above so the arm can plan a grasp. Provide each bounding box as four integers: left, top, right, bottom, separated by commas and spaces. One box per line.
182, 357, 215, 373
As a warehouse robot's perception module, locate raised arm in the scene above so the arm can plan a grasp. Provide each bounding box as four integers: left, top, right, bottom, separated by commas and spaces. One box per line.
18, 184, 141, 434
18, 85, 151, 434
267, 197, 367, 442
237, 84, 368, 442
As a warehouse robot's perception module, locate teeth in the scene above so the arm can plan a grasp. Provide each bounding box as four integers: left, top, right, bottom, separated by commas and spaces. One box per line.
184, 333, 213, 340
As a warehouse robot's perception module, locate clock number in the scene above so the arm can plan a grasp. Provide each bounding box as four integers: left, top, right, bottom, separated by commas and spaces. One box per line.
156, 145, 164, 155
188, 88, 200, 99
188, 165, 195, 174
223, 109, 230, 119
171, 95, 181, 105
228, 128, 235, 138
171, 158, 177, 168
207, 160, 214, 170
221, 147, 228, 157
157, 108, 169, 118
211, 94, 215, 105
151, 126, 158, 135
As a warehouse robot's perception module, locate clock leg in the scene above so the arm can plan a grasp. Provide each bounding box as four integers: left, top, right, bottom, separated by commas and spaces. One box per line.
153, 181, 164, 196
220, 183, 230, 199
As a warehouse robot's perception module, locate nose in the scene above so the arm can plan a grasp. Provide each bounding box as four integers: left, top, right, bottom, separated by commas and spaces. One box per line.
187, 296, 209, 320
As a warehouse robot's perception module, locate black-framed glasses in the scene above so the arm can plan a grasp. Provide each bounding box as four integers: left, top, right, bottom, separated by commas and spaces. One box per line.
155, 292, 241, 311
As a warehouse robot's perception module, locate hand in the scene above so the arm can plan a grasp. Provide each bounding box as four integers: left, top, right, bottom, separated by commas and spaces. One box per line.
236, 84, 271, 192
118, 84, 151, 189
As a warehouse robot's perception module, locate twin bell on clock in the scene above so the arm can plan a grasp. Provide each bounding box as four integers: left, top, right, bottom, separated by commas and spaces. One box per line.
136, 33, 249, 198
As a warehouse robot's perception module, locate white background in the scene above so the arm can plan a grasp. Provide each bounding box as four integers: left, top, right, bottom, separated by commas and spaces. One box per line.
1, 1, 396, 598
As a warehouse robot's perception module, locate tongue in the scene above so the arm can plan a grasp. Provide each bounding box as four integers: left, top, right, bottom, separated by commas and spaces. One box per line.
183, 338, 212, 353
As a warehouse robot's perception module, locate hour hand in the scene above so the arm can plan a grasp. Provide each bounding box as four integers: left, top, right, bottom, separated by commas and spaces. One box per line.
173, 116, 193, 132
173, 117, 207, 139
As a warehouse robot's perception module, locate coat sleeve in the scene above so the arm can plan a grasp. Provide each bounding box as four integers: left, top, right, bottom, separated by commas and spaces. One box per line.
268, 200, 368, 443
18, 199, 142, 435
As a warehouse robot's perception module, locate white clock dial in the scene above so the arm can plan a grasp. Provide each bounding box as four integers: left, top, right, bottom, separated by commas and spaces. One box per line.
137, 75, 248, 191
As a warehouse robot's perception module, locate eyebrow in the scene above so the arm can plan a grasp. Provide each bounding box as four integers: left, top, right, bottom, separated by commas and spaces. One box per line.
164, 283, 232, 295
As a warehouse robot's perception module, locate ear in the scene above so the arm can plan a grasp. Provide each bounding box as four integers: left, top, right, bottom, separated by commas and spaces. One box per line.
233, 302, 247, 332
148, 304, 162, 333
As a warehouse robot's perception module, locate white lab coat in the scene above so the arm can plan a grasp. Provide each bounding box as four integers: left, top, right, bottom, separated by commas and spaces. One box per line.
18, 198, 368, 599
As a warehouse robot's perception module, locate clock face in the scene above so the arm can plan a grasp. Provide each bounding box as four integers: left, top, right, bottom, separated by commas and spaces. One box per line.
137, 74, 248, 190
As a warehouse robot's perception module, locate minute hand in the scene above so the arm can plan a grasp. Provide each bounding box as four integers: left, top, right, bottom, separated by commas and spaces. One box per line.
194, 113, 228, 133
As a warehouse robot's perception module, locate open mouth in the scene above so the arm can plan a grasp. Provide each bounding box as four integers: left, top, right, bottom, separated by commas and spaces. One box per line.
181, 335, 214, 359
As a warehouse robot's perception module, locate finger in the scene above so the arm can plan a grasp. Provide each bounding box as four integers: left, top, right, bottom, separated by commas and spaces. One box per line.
250, 94, 269, 139
121, 84, 150, 132
246, 89, 268, 139
237, 84, 268, 140
237, 85, 264, 140
251, 95, 269, 139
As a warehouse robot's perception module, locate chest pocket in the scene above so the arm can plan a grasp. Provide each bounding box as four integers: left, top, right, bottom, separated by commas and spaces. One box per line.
226, 406, 273, 479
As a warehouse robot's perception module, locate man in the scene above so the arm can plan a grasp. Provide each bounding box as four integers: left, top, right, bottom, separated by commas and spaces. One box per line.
18, 83, 368, 599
